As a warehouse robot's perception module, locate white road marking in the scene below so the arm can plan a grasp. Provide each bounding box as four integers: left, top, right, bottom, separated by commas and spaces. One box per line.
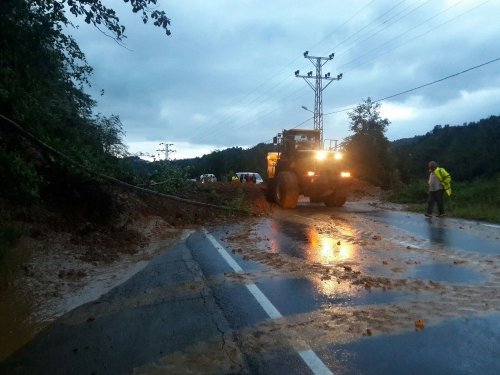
204, 230, 244, 272
202, 228, 334, 375
482, 223, 500, 229
245, 284, 282, 319
299, 350, 335, 375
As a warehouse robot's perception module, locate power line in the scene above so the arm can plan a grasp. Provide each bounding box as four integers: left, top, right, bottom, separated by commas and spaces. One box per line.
190, 1, 377, 144
199, 0, 463, 144
257, 55, 500, 150
320, 0, 408, 57
193, 1, 448, 145
0, 115, 248, 213
374, 56, 500, 103
307, 0, 377, 53
194, 86, 308, 144
324, 55, 500, 116
335, 0, 431, 58
338, 0, 490, 71
203, 54, 500, 151
193, 1, 495, 149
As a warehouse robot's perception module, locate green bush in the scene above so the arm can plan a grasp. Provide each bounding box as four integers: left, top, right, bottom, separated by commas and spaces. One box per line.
227, 188, 250, 212
446, 178, 500, 222
0, 150, 44, 200
387, 179, 428, 203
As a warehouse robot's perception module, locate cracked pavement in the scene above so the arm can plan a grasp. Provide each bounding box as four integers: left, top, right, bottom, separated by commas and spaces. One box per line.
0, 232, 248, 375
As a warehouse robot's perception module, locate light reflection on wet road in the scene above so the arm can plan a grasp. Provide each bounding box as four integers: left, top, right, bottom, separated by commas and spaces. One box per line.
266, 217, 360, 265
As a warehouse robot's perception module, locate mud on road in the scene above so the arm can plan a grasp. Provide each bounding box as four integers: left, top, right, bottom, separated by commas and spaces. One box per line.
218, 200, 500, 355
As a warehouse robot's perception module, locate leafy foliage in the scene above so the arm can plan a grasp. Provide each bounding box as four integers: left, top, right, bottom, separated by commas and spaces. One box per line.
343, 98, 395, 188
0, 150, 44, 200
0, 0, 172, 205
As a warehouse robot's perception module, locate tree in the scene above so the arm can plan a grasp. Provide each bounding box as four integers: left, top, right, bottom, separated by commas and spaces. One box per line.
0, 0, 172, 201
0, 0, 172, 148
343, 98, 394, 187
1, 0, 171, 116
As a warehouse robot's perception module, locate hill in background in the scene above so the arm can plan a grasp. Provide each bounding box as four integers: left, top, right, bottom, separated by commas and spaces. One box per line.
390, 115, 500, 183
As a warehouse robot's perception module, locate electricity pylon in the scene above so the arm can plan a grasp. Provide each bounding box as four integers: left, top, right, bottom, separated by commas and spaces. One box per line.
295, 51, 342, 145
157, 142, 176, 160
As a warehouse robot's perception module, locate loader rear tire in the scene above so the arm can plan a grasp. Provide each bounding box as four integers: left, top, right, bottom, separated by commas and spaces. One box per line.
324, 189, 347, 207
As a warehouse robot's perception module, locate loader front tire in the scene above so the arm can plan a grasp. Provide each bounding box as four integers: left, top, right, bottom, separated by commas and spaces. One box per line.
274, 172, 299, 209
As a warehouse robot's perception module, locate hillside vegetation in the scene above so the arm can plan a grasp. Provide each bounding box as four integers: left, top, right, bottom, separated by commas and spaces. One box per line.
391, 115, 500, 183
388, 115, 500, 222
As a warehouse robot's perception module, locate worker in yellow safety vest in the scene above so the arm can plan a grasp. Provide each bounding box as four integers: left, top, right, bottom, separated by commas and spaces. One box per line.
425, 161, 452, 218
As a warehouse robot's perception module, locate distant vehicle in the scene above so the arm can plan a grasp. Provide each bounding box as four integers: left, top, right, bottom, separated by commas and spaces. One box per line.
236, 172, 264, 184
199, 174, 217, 183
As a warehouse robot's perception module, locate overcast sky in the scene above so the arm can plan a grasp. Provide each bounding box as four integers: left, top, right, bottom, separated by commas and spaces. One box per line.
71, 0, 500, 160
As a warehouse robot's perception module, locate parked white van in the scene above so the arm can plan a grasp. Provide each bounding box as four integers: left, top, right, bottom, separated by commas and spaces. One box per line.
235, 172, 263, 184
199, 174, 217, 183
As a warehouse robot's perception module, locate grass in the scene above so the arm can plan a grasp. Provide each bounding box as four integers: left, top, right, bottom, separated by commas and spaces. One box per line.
387, 177, 500, 223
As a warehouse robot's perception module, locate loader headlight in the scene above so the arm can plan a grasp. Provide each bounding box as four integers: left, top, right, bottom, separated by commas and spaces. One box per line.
315, 150, 327, 161
334, 152, 343, 160
341, 171, 351, 178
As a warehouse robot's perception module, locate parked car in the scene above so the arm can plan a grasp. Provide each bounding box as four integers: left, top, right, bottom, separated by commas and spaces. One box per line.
199, 174, 217, 183
235, 172, 263, 184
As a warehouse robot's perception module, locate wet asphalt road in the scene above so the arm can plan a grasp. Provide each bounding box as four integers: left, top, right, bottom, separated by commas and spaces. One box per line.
1, 202, 500, 374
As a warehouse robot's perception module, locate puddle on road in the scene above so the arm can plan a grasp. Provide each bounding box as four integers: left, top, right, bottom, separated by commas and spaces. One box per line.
321, 313, 500, 375
262, 219, 363, 265
365, 211, 500, 254
255, 276, 434, 317
412, 263, 487, 284
246, 214, 497, 288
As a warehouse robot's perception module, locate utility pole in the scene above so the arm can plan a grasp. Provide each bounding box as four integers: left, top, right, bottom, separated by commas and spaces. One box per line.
157, 142, 176, 160
295, 51, 342, 145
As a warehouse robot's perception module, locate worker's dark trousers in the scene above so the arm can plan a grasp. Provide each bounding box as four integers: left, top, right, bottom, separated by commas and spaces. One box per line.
427, 189, 445, 215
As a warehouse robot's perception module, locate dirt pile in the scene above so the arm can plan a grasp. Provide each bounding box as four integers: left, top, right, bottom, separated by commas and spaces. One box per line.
348, 178, 385, 201
1, 181, 273, 276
